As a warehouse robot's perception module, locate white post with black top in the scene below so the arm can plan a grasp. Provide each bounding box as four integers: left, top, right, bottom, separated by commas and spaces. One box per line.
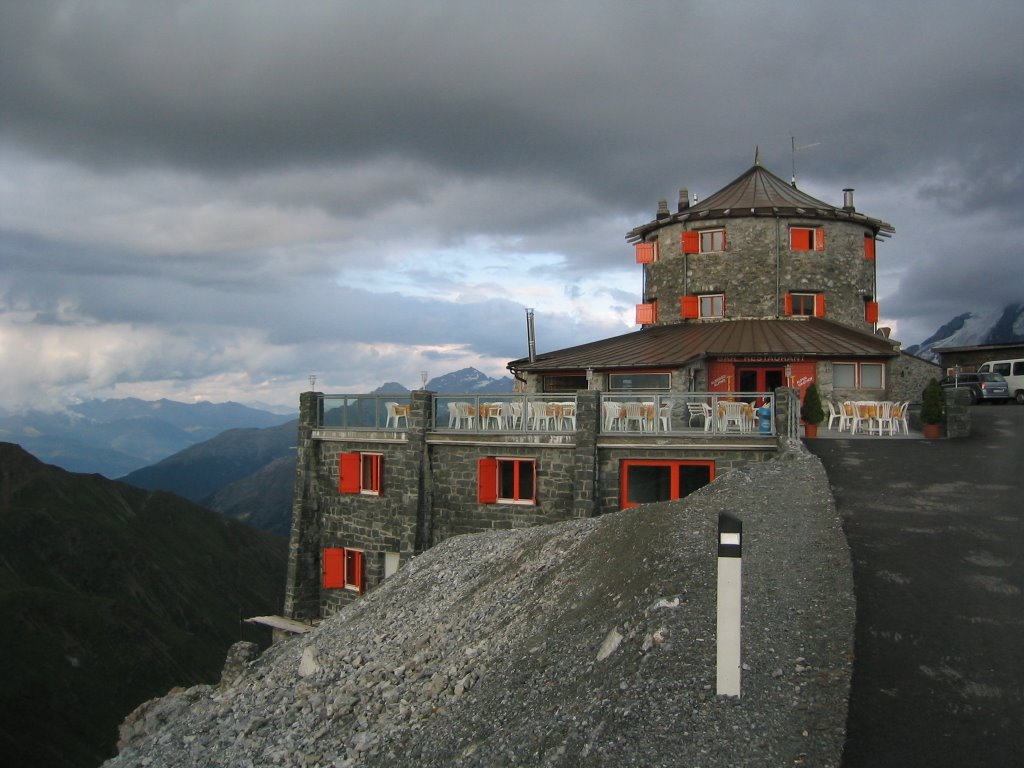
716, 513, 743, 697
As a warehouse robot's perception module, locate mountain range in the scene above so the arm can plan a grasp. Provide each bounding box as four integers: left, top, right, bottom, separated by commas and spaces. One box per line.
0, 443, 288, 768
0, 398, 295, 479
903, 302, 1024, 361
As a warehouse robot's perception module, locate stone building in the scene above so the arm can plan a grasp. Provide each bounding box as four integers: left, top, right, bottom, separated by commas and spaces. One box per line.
283, 156, 939, 623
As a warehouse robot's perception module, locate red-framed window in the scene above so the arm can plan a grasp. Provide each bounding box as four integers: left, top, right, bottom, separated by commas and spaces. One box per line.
864, 236, 876, 261
682, 229, 726, 254
699, 294, 725, 318
620, 460, 715, 509
635, 241, 657, 264
790, 226, 825, 251
784, 292, 825, 317
478, 457, 537, 504
338, 452, 383, 495
322, 547, 365, 593
635, 300, 657, 325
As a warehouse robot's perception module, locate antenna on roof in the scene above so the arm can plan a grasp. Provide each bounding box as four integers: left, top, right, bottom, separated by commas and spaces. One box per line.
790, 136, 821, 186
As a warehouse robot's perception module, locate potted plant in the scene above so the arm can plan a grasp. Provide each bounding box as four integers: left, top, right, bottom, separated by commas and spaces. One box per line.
920, 378, 944, 439
800, 382, 825, 438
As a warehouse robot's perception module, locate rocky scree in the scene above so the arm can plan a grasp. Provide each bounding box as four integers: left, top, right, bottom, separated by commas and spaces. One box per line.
107, 449, 854, 767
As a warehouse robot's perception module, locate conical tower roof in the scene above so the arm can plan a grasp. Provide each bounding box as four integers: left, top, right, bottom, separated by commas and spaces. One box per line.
626, 160, 894, 243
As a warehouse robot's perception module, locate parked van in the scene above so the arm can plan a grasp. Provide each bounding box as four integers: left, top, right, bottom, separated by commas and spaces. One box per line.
978, 359, 1024, 404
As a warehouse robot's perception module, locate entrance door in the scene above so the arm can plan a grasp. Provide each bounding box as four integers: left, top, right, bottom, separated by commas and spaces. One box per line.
737, 367, 785, 400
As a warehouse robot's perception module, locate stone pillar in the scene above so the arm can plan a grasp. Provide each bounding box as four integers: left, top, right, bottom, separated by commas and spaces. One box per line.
409, 389, 435, 553
284, 391, 322, 622
572, 389, 600, 519
944, 388, 971, 438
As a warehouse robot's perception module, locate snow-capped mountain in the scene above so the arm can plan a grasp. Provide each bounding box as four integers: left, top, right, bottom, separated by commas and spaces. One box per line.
905, 303, 1024, 361
371, 367, 514, 395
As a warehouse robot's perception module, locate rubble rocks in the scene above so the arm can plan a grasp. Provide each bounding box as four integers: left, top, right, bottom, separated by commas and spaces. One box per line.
105, 448, 854, 767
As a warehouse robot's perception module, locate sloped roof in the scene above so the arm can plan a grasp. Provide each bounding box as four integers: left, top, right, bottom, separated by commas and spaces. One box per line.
509, 317, 900, 372
627, 163, 895, 243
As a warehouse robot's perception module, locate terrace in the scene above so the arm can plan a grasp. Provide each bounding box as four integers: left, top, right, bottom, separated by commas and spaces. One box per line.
314, 391, 782, 438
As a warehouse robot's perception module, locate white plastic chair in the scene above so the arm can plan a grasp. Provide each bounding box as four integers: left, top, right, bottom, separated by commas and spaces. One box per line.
622, 402, 648, 431
874, 401, 896, 436
826, 400, 844, 431
893, 401, 910, 435
603, 401, 622, 431
558, 402, 577, 430
687, 402, 710, 430
658, 400, 673, 431
508, 401, 524, 429
454, 402, 475, 429
529, 401, 556, 430
385, 402, 408, 429
718, 401, 749, 432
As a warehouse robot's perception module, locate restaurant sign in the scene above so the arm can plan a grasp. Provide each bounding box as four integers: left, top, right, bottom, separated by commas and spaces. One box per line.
718, 355, 807, 362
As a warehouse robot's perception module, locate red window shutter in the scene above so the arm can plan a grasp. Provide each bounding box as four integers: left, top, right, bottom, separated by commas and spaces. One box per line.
790, 229, 810, 250
635, 242, 655, 264
322, 548, 344, 588
682, 231, 700, 254
681, 295, 699, 319
865, 301, 879, 323
346, 549, 365, 594
783, 292, 793, 316
814, 228, 825, 251
477, 458, 498, 503
815, 294, 826, 318
338, 452, 360, 494
635, 303, 655, 325
720, 229, 727, 251
864, 237, 876, 261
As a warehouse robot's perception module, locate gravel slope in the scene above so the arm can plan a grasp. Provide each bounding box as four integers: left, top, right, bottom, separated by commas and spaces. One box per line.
107, 444, 854, 767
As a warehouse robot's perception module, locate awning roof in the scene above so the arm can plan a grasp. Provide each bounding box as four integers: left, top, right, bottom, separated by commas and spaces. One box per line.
509, 317, 900, 373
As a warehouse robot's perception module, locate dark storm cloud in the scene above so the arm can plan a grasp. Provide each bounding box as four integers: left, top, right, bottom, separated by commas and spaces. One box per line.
2, 0, 1023, 407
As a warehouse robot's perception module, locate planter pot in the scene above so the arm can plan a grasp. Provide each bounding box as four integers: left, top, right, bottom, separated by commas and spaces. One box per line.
804, 423, 819, 438
922, 423, 942, 439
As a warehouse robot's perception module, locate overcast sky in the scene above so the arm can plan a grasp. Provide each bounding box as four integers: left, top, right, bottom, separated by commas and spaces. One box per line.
2, 1, 1022, 411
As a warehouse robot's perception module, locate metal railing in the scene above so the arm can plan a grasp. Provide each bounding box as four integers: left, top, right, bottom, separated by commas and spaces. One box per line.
319, 395, 413, 430
315, 391, 777, 437
599, 392, 775, 436
434, 394, 578, 433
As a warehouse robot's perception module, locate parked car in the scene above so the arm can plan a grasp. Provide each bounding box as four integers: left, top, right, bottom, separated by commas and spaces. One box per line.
977, 359, 1024, 404
938, 372, 1009, 404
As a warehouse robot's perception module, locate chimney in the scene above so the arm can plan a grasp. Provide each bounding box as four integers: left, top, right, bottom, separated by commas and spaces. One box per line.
677, 188, 690, 212
842, 188, 855, 211
526, 308, 537, 363
656, 199, 670, 220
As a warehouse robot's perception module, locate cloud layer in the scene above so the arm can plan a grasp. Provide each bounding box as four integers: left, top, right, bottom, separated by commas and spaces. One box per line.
2, 1, 1023, 409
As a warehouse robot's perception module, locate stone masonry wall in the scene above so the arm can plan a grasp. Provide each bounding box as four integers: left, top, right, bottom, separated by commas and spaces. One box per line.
646, 217, 878, 330
289, 389, 783, 621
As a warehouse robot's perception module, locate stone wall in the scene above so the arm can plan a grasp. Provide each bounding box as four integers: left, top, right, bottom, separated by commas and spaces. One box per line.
886, 352, 944, 404
646, 217, 878, 330
287, 389, 784, 620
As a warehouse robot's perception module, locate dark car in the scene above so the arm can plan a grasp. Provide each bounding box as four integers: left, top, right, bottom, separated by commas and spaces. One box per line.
938, 372, 1009, 404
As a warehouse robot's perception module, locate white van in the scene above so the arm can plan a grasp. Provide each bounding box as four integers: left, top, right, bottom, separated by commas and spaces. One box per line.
978, 359, 1024, 404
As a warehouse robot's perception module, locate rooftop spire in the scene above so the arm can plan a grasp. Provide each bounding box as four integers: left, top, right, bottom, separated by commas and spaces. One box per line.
754, 145, 761, 165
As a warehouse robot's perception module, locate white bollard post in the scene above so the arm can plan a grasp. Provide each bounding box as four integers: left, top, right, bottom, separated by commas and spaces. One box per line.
717, 513, 742, 697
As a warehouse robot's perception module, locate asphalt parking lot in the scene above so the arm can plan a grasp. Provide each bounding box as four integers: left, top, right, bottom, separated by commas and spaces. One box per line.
808, 405, 1024, 768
